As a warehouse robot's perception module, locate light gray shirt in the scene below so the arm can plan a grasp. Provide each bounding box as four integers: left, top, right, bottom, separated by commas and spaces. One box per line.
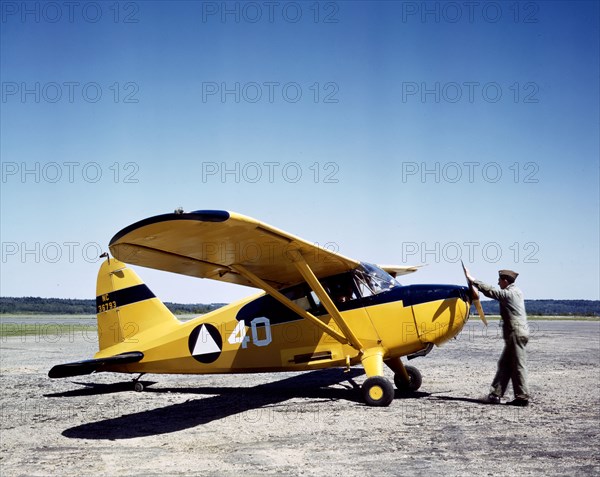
473, 281, 529, 339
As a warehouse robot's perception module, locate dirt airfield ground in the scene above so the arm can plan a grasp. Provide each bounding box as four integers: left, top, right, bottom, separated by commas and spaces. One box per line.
1, 318, 599, 476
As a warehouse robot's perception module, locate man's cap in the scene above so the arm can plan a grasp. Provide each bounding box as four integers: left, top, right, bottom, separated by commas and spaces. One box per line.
498, 269, 519, 280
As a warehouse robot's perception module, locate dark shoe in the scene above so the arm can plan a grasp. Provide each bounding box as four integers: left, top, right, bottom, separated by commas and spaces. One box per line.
486, 394, 501, 404
507, 398, 529, 407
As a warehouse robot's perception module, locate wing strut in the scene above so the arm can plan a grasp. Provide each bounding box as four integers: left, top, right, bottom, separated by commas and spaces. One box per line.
230, 264, 350, 345
289, 253, 364, 352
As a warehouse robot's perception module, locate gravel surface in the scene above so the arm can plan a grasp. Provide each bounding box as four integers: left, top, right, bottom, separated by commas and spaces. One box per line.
1, 320, 599, 476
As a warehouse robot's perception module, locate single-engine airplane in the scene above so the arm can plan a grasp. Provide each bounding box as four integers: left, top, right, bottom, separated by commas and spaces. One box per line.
49, 210, 486, 406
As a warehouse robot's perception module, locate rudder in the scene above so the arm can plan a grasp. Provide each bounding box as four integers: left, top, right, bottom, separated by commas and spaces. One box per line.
95, 257, 179, 353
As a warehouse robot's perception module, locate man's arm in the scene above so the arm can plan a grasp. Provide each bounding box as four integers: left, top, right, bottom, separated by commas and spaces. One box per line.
473, 280, 508, 301
464, 267, 507, 301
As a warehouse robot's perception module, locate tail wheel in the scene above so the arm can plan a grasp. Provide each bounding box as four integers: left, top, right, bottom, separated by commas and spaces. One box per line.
362, 376, 395, 407
394, 365, 422, 392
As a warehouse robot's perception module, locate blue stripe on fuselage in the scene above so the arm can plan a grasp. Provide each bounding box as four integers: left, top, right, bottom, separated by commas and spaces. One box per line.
235, 284, 469, 325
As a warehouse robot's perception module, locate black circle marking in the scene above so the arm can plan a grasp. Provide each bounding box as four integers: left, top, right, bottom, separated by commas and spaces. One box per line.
188, 323, 222, 364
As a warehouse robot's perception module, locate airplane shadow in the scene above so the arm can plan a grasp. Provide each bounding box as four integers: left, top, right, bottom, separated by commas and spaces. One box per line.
55, 368, 376, 440
396, 390, 431, 400
45, 381, 159, 398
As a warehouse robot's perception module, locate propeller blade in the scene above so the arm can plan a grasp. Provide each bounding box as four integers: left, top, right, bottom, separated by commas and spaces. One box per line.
473, 297, 487, 326
461, 261, 487, 326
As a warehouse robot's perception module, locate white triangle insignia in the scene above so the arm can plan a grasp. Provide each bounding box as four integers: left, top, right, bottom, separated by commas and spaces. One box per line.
192, 325, 221, 356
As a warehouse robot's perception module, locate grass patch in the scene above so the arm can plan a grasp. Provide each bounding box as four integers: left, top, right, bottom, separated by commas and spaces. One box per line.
0, 323, 97, 338
481, 315, 599, 321
526, 315, 599, 321
1, 314, 596, 339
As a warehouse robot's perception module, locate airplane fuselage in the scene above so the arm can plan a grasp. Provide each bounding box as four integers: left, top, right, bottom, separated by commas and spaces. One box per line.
95, 260, 471, 376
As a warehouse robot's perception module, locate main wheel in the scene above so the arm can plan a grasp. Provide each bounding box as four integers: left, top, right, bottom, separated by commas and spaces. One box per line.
362, 376, 395, 407
394, 365, 422, 392
134, 381, 144, 392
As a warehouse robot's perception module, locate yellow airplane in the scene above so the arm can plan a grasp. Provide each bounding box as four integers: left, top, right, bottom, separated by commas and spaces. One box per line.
49, 210, 485, 406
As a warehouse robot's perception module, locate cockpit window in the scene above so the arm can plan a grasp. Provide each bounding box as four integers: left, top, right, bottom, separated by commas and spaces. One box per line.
283, 284, 318, 312
319, 263, 398, 305
352, 263, 399, 297
321, 273, 358, 305
279, 264, 399, 316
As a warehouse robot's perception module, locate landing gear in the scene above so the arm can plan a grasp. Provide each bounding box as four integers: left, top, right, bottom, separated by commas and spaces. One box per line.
394, 365, 422, 392
132, 373, 145, 392
362, 376, 395, 407
385, 357, 422, 393
360, 348, 395, 407
360, 349, 422, 406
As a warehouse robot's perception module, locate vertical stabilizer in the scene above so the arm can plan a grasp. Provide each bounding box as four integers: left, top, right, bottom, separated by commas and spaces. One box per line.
95, 257, 179, 353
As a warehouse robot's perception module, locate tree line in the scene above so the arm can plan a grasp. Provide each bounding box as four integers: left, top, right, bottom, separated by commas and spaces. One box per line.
1, 296, 599, 316
477, 299, 599, 316
0, 297, 227, 315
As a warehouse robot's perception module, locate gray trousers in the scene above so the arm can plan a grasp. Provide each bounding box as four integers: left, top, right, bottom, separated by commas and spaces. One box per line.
490, 333, 529, 400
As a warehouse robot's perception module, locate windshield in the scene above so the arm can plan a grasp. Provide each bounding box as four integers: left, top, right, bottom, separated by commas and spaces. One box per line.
352, 263, 399, 298
317, 263, 399, 309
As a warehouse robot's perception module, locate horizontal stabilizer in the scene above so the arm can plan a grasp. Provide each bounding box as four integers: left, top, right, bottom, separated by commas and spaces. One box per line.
48, 352, 144, 378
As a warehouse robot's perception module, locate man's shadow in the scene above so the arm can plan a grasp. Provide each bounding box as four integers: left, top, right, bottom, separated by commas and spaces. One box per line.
431, 395, 492, 405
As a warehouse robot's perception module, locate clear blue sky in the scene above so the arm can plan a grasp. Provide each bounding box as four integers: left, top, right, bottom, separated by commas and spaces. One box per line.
1, 1, 598, 302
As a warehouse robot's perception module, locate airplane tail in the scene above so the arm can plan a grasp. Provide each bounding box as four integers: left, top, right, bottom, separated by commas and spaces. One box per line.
95, 257, 179, 353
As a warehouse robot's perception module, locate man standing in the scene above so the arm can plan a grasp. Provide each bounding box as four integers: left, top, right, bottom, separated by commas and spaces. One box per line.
465, 268, 530, 406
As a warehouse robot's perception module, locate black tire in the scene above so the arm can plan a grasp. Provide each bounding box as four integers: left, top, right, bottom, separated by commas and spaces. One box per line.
362, 376, 395, 407
394, 365, 422, 392
134, 381, 144, 392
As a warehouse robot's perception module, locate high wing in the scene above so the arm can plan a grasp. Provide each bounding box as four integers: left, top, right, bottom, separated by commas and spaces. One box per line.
379, 264, 424, 278
109, 210, 360, 289
109, 210, 423, 349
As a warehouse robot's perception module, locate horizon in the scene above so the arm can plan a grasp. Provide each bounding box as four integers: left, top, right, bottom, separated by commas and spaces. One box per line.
2, 294, 599, 304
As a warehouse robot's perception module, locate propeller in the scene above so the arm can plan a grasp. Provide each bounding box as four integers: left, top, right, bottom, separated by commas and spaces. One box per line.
461, 260, 487, 326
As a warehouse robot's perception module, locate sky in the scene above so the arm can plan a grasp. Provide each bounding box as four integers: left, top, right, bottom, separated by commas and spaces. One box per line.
1, 0, 598, 303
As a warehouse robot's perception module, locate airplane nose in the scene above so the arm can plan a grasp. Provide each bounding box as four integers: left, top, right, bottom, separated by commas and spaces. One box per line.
406, 285, 471, 346
403, 284, 470, 306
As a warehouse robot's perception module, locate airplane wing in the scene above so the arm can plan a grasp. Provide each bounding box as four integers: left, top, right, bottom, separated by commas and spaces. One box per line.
109, 210, 360, 289
378, 264, 423, 278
